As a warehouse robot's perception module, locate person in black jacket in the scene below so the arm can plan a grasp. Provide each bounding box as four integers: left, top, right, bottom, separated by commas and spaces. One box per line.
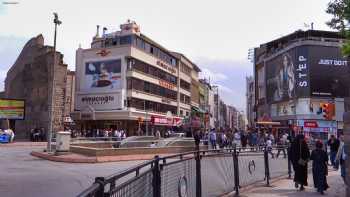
310, 141, 329, 195
327, 135, 340, 169
290, 134, 310, 191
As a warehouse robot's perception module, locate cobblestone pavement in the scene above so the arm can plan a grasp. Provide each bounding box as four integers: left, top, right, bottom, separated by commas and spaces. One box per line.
242, 169, 346, 197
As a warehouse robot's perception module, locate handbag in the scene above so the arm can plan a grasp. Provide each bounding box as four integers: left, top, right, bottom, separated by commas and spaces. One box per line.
298, 142, 307, 166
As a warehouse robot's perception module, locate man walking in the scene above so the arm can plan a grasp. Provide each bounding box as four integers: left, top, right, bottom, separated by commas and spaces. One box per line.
328, 135, 340, 169
209, 129, 217, 150
336, 135, 347, 184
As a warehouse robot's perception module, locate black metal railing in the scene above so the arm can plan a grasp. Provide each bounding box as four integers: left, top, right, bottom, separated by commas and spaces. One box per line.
77, 145, 292, 197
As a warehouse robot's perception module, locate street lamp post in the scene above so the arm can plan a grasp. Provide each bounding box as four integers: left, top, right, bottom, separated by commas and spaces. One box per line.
47, 13, 62, 152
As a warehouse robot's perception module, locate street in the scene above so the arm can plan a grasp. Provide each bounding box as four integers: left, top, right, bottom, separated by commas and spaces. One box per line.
0, 144, 142, 197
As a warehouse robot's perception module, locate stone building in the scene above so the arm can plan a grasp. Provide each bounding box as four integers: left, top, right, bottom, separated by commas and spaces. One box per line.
3, 34, 73, 139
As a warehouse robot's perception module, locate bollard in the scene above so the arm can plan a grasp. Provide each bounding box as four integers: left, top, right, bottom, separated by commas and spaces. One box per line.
195, 150, 202, 197
233, 145, 240, 196
153, 155, 161, 197
264, 146, 270, 187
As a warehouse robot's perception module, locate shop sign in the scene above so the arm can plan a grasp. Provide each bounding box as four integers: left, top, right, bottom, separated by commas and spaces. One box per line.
156, 60, 176, 74
159, 80, 176, 90
304, 121, 318, 128
151, 116, 172, 126
77, 93, 121, 110
151, 116, 183, 126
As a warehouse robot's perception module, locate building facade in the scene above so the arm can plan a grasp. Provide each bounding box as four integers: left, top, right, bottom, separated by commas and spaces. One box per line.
3, 35, 73, 138
254, 30, 349, 139
246, 76, 255, 128
72, 21, 201, 135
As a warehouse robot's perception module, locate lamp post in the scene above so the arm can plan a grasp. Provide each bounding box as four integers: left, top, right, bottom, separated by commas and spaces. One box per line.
47, 13, 62, 152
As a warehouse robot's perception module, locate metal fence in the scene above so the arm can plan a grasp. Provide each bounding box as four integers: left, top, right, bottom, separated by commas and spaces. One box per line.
77, 146, 292, 197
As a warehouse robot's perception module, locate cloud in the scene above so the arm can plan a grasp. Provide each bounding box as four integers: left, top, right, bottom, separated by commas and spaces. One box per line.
195, 57, 253, 111
200, 68, 228, 82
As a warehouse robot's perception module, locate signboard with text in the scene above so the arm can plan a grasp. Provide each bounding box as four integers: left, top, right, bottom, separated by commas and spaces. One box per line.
76, 93, 122, 111
0, 99, 25, 120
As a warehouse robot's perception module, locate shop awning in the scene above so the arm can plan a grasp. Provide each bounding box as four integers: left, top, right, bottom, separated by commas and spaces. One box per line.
191, 106, 206, 114
256, 121, 281, 126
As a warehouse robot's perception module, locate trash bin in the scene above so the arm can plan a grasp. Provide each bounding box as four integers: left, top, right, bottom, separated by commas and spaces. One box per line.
55, 131, 71, 154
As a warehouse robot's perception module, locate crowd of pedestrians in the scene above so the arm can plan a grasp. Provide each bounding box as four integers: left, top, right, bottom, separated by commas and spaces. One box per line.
203, 127, 347, 195
289, 133, 347, 195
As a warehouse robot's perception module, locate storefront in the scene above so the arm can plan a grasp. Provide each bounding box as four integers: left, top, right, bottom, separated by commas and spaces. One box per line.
296, 119, 337, 140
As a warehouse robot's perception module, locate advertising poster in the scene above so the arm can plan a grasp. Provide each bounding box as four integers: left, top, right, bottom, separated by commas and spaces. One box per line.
266, 48, 299, 103
0, 99, 25, 120
84, 59, 122, 92
308, 46, 349, 98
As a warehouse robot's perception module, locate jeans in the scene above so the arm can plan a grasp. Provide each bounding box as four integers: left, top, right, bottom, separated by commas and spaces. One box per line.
330, 151, 339, 168
341, 161, 346, 181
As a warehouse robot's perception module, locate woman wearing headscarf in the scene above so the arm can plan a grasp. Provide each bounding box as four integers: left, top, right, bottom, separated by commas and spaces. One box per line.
290, 134, 310, 191
310, 140, 329, 194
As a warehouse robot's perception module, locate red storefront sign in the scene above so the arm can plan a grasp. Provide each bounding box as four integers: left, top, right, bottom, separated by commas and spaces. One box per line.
151, 116, 182, 126
304, 121, 318, 128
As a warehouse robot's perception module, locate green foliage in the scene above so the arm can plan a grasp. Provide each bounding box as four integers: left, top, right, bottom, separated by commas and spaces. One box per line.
327, 0, 350, 56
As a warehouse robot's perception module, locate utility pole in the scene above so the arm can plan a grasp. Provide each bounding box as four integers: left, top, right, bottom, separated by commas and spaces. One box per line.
47, 13, 62, 152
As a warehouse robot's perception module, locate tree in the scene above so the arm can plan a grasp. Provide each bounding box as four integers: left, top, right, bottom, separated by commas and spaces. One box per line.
327, 0, 350, 55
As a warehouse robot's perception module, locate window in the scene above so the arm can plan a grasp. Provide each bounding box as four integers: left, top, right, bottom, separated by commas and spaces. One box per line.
120, 35, 132, 45
180, 63, 191, 76
131, 58, 177, 85
186, 111, 189, 117
180, 79, 191, 91
180, 110, 183, 116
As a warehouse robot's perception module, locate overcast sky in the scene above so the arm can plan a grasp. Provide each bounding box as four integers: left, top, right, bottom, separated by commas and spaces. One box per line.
0, 0, 334, 111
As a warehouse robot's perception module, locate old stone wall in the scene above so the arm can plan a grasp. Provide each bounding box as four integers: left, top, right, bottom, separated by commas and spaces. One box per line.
4, 35, 70, 139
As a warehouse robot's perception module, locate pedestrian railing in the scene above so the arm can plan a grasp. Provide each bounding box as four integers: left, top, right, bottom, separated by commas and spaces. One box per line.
77, 145, 292, 197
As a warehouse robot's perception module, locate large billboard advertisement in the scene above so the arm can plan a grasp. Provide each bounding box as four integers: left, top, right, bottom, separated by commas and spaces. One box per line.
84, 59, 122, 92
0, 99, 25, 120
308, 46, 349, 98
266, 47, 310, 103
266, 45, 349, 104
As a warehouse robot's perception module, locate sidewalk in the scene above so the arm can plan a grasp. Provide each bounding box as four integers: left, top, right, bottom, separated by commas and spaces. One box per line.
241, 169, 345, 197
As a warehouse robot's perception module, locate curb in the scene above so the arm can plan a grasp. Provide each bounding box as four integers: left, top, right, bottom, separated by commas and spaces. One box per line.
30, 151, 167, 163
30, 151, 97, 163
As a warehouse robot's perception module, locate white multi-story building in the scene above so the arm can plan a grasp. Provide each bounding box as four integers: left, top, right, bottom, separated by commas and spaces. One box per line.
71, 21, 200, 135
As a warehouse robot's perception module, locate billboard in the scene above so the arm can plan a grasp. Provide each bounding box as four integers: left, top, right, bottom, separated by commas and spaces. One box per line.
266, 45, 349, 104
266, 47, 310, 103
84, 59, 122, 92
308, 46, 349, 98
0, 99, 25, 120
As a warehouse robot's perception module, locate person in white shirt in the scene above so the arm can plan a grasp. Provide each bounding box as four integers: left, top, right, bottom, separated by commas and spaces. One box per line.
233, 131, 241, 148
266, 138, 275, 158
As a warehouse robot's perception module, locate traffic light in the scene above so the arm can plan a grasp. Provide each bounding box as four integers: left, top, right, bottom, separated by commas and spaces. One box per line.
321, 103, 335, 120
